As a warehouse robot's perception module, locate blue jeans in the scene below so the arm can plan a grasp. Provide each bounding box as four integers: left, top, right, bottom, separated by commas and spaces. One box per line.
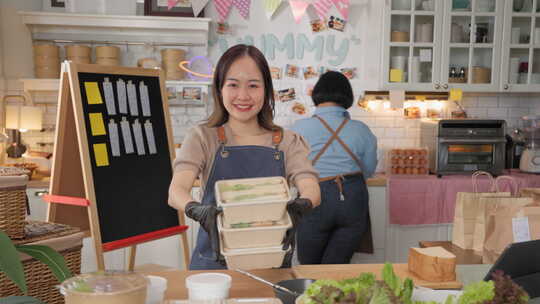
297, 174, 369, 264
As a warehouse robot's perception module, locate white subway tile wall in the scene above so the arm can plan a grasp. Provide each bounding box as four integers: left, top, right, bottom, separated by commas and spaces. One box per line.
4, 91, 540, 160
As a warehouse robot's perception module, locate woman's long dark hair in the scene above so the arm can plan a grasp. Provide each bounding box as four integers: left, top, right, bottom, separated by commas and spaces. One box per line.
206, 44, 281, 132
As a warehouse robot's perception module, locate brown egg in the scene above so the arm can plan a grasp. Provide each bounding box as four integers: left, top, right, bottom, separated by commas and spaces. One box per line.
405, 167, 412, 175
394, 149, 403, 156
412, 168, 419, 175
411, 158, 419, 166
391, 167, 398, 174
419, 167, 427, 174
391, 157, 399, 165
397, 167, 404, 174
419, 150, 428, 156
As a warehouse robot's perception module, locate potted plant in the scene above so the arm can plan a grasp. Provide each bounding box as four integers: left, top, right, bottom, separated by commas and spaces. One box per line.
0, 230, 73, 304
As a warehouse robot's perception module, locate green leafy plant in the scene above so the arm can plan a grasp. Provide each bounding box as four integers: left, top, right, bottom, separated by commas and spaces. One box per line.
0, 230, 73, 304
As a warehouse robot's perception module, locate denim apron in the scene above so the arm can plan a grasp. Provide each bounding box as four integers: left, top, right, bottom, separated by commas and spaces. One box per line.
189, 126, 286, 270
297, 115, 373, 264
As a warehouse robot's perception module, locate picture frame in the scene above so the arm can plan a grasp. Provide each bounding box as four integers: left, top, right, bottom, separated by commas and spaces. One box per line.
51, 0, 65, 8
144, 0, 204, 17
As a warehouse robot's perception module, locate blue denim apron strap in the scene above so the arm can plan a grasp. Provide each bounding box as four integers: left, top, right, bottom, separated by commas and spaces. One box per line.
189, 126, 287, 270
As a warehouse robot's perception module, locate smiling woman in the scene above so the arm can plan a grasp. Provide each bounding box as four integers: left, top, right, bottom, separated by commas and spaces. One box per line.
168, 44, 321, 271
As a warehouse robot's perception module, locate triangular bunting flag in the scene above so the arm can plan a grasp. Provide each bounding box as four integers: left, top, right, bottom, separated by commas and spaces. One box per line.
312, 0, 332, 21
289, 0, 310, 23
191, 0, 210, 16
214, 0, 233, 22
331, 0, 350, 20
232, 0, 251, 19
264, 0, 283, 19
168, 0, 179, 10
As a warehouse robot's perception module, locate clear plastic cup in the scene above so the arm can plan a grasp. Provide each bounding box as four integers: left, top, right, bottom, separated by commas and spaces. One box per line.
146, 275, 167, 304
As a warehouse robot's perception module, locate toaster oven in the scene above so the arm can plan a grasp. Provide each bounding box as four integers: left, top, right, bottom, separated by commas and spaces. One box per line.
420, 119, 506, 175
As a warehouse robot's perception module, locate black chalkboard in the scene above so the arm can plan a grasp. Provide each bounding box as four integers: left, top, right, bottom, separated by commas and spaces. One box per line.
76, 71, 178, 245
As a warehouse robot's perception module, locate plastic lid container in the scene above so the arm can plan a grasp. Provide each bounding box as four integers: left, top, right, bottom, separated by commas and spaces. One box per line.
60, 271, 148, 304
185, 273, 232, 301
146, 275, 167, 304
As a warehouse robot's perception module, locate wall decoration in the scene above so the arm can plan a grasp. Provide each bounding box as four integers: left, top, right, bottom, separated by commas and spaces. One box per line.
303, 66, 318, 79
291, 102, 307, 115
278, 88, 296, 102
271, 67, 283, 79
285, 64, 300, 78
340, 67, 356, 79
145, 0, 203, 16
182, 87, 203, 101
233, 0, 251, 19
264, 0, 283, 19
313, 0, 333, 21
217, 33, 350, 66
331, 0, 350, 20
311, 19, 327, 33
217, 22, 231, 35
214, 0, 233, 21
191, 0, 210, 16
328, 16, 346, 31
51, 0, 65, 8
289, 1, 310, 23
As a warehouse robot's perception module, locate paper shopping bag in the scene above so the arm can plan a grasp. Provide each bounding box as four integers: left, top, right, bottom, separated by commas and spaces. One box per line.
483, 203, 540, 264
452, 171, 501, 249
520, 188, 540, 203
471, 176, 519, 252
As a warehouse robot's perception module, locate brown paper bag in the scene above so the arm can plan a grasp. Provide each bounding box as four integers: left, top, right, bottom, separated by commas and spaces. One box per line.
483, 203, 539, 264
471, 176, 518, 252
452, 171, 501, 249
520, 188, 540, 204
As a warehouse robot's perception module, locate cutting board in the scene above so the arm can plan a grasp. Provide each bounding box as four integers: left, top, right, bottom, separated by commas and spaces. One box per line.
292, 264, 462, 290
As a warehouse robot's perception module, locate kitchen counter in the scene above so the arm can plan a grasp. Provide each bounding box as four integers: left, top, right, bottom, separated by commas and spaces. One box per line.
140, 265, 540, 302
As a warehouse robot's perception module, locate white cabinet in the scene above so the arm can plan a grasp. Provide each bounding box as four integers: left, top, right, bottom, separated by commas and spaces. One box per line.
499, 0, 540, 92
382, 0, 505, 92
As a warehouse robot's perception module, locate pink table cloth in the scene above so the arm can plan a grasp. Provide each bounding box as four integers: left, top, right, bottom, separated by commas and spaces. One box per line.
388, 170, 540, 225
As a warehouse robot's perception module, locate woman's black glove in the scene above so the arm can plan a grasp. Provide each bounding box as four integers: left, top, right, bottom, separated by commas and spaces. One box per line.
184, 201, 224, 263
282, 198, 313, 252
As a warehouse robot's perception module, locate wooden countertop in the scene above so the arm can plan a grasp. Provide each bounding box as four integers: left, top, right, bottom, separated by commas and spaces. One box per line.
27, 174, 386, 190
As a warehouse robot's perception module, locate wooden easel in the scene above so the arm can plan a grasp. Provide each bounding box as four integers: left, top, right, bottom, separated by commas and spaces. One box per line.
45, 62, 190, 271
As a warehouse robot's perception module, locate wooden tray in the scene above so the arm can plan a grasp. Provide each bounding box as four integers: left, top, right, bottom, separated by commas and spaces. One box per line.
292, 264, 462, 290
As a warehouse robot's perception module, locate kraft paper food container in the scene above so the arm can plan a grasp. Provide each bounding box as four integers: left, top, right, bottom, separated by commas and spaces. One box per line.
218, 212, 292, 249
59, 271, 148, 304
221, 241, 288, 270
215, 176, 291, 226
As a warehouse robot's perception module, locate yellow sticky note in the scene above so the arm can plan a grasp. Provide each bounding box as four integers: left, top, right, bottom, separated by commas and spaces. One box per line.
93, 143, 109, 167
449, 88, 463, 102
390, 69, 403, 82
89, 113, 106, 136
84, 82, 103, 105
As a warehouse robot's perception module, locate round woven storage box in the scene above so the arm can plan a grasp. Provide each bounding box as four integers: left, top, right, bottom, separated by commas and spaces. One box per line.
66, 45, 91, 64
96, 46, 120, 66
0, 167, 30, 239
161, 48, 186, 80
33, 44, 60, 79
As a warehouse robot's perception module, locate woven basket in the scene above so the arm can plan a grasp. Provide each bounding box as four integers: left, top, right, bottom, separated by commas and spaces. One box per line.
0, 167, 30, 239
0, 221, 83, 304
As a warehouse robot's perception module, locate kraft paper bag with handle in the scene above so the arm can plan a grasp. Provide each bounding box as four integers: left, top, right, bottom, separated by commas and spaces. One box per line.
483, 204, 539, 264
452, 171, 509, 249
520, 188, 540, 203
471, 176, 518, 252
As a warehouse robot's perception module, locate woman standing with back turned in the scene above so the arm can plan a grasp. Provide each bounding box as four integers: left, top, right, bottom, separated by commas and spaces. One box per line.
168, 44, 321, 270
291, 71, 377, 264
